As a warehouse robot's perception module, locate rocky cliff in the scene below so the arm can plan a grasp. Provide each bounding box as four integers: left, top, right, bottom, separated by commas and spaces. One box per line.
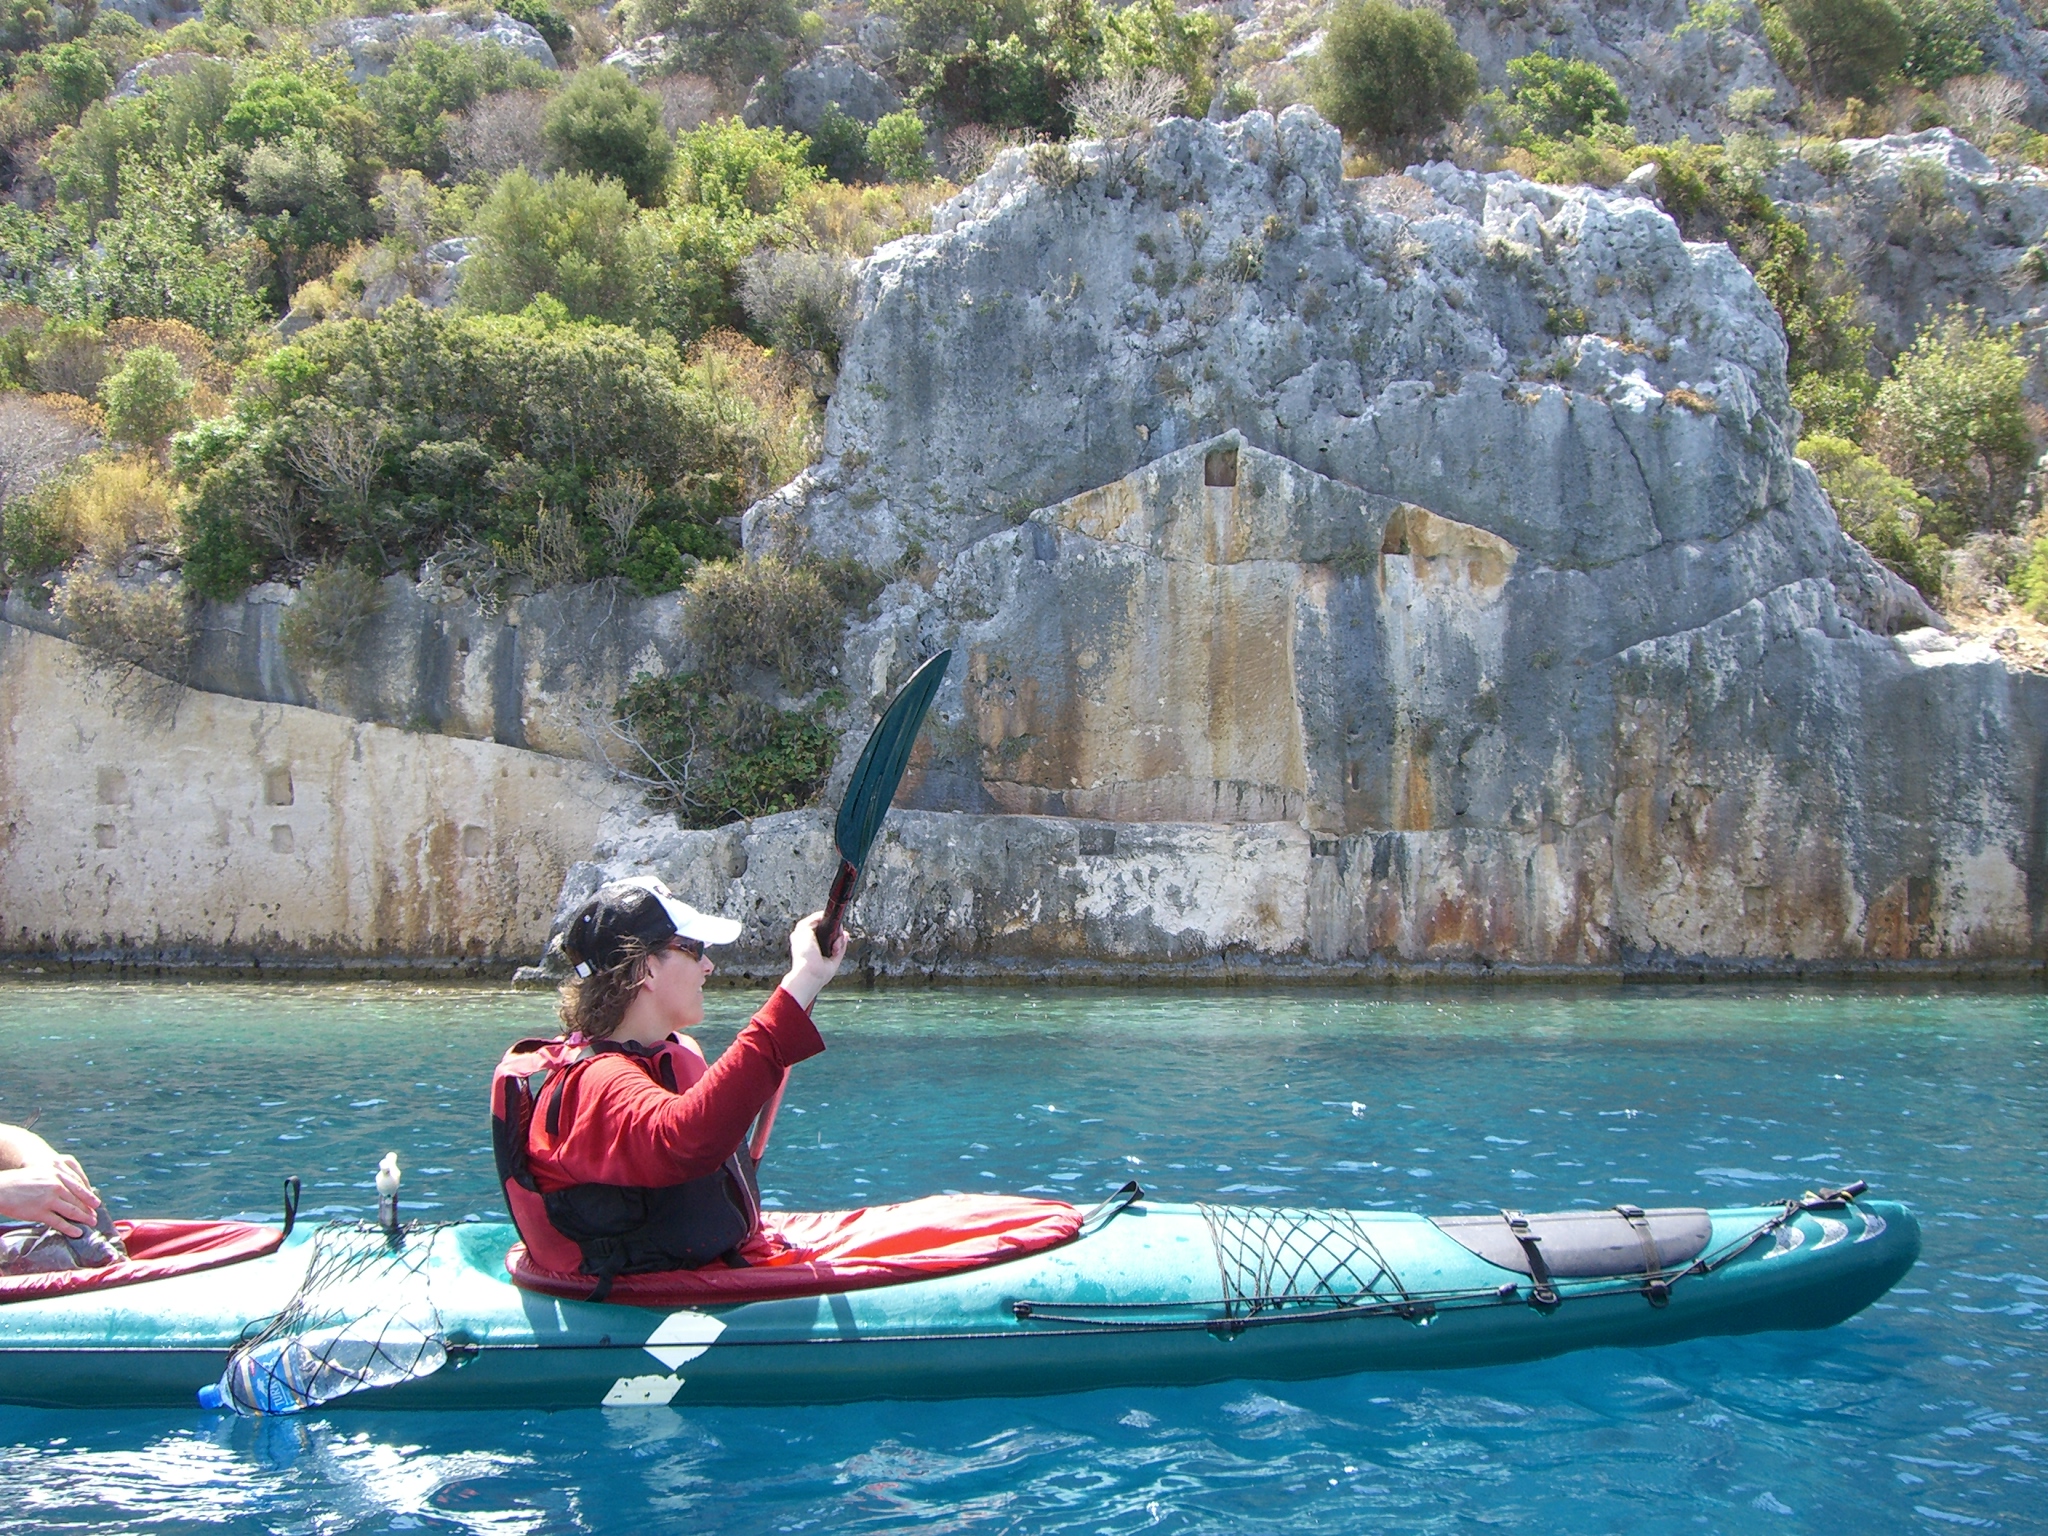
570, 108, 2045, 979
8, 107, 2044, 979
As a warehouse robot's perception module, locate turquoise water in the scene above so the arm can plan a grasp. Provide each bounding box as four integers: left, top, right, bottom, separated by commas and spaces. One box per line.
0, 981, 2043, 1534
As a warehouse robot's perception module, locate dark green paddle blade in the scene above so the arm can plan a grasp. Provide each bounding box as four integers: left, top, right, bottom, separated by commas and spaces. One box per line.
835, 648, 951, 869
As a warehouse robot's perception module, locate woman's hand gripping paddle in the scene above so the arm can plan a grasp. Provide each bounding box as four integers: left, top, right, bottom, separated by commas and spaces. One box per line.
748, 649, 952, 1163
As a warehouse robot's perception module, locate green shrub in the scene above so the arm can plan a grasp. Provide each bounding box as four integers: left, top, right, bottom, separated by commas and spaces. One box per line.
221, 67, 349, 150
673, 119, 820, 219
363, 38, 554, 177
614, 671, 839, 826
0, 469, 82, 585
75, 163, 268, 339
99, 345, 192, 453
806, 102, 871, 183
241, 130, 374, 299
1894, 0, 1993, 88
1778, 0, 1910, 98
1505, 54, 1627, 138
1308, 0, 1477, 151
176, 498, 266, 600
737, 248, 855, 366
652, 0, 802, 98
544, 67, 674, 206
181, 304, 780, 589
38, 40, 109, 121
461, 169, 657, 326
1871, 307, 2034, 532
2011, 536, 2048, 621
1096, 0, 1226, 115
1802, 432, 1946, 595
867, 110, 933, 181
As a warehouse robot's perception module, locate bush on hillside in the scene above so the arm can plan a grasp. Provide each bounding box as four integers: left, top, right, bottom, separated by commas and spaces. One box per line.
646, 0, 802, 98
497, 0, 574, 56
2011, 536, 2048, 622
613, 670, 839, 826
1309, 0, 1477, 152
461, 169, 657, 326
672, 118, 820, 218
684, 556, 845, 689
543, 68, 674, 206
1778, 0, 1910, 98
737, 248, 856, 370
1871, 307, 2034, 533
99, 345, 192, 454
362, 38, 554, 177
1802, 432, 1947, 596
867, 110, 933, 181
1504, 54, 1628, 139
279, 558, 385, 673
173, 304, 788, 595
1895, 0, 1994, 89
805, 102, 871, 183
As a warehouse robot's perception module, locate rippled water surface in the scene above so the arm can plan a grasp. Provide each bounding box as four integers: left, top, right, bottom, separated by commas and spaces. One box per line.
1, 981, 2044, 1534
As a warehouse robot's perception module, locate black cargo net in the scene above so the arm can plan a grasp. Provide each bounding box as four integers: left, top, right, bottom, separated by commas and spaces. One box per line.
1197, 1204, 1413, 1318
218, 1222, 454, 1415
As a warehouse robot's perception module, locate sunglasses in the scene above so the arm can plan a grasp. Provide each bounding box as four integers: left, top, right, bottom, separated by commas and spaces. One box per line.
667, 935, 706, 961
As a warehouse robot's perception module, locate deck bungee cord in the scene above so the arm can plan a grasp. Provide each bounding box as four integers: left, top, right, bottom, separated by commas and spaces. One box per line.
1008, 1180, 1885, 1333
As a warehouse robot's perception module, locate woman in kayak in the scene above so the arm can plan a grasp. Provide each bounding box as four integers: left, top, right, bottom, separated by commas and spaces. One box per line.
0, 1123, 124, 1273
492, 876, 846, 1294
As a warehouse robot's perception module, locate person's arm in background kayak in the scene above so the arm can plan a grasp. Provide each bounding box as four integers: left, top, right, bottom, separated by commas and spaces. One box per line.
538, 916, 847, 1188
0, 1123, 101, 1236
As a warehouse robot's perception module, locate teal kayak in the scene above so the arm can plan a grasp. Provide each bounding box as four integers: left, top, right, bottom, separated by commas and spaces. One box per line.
0, 1188, 1918, 1410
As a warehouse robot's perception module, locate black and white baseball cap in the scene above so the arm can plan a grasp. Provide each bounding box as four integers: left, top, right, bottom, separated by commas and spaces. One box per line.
559, 876, 742, 977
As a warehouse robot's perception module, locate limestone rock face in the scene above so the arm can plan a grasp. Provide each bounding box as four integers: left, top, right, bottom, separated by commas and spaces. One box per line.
0, 624, 635, 968
1767, 129, 2048, 376
742, 46, 902, 135
1437, 0, 1798, 142
696, 109, 2046, 975
314, 11, 557, 84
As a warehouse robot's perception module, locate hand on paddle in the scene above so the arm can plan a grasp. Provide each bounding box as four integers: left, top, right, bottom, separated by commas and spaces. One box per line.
0, 1126, 102, 1237
780, 911, 848, 1011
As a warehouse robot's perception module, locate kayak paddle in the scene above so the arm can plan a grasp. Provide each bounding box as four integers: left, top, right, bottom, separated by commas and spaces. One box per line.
815, 647, 952, 956
749, 647, 951, 1161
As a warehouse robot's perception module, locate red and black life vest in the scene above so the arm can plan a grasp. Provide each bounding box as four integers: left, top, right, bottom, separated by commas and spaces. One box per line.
490, 1035, 761, 1299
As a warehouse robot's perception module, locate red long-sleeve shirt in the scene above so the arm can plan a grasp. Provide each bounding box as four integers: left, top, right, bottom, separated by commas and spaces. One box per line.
526, 988, 825, 1191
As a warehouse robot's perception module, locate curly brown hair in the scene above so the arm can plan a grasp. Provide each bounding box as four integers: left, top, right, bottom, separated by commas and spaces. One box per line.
555, 935, 654, 1041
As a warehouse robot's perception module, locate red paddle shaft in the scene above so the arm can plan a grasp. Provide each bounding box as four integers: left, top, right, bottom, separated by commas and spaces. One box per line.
751, 859, 859, 1164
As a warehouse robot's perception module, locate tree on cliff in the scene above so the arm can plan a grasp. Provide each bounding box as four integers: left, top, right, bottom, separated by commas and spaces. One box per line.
543, 68, 675, 207
1870, 308, 2034, 535
1778, 0, 1910, 99
1308, 0, 1477, 156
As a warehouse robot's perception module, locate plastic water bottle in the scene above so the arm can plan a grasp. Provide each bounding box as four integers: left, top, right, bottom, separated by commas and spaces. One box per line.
197, 1325, 447, 1415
